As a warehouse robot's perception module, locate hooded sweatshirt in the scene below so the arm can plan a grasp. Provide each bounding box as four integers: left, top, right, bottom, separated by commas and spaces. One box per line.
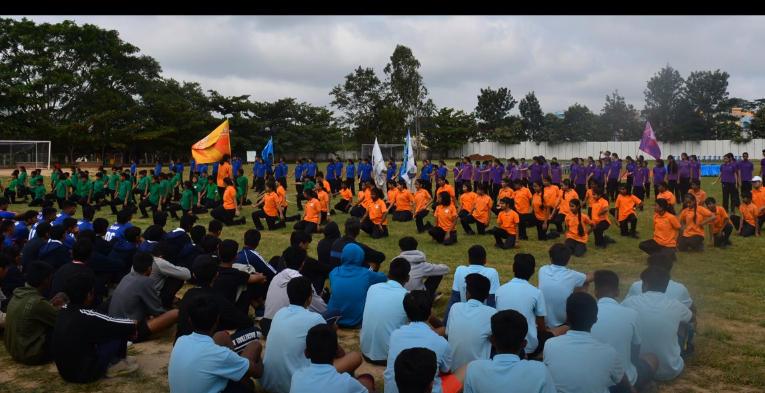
20, 235, 47, 270
328, 243, 388, 327
176, 242, 203, 271
164, 228, 191, 258
137, 240, 157, 253
3, 284, 59, 364
108, 240, 138, 275
317, 221, 340, 267
142, 256, 191, 292
39, 239, 72, 271
263, 268, 326, 320
397, 250, 451, 292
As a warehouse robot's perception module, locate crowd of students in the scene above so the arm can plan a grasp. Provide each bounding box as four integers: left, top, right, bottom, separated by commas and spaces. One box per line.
0, 149, 760, 392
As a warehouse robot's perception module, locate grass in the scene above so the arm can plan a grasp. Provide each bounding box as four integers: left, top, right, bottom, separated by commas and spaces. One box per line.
2, 162, 765, 392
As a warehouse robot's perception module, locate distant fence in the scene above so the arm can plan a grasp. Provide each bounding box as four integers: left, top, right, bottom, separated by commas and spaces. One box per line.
448, 139, 765, 161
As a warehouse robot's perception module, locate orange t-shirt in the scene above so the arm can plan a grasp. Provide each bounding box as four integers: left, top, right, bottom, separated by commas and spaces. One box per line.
532, 193, 553, 221
217, 162, 232, 188
739, 202, 757, 226
615, 194, 641, 221
340, 188, 352, 201
368, 199, 388, 225
565, 213, 592, 243
387, 188, 400, 205
709, 206, 729, 233
585, 189, 595, 208
472, 194, 492, 224
678, 206, 712, 238
460, 192, 477, 212
590, 197, 611, 225
317, 190, 329, 212
557, 189, 578, 216
657, 190, 676, 205
653, 212, 681, 247
302, 198, 321, 224
692, 189, 707, 206
437, 184, 455, 200
546, 185, 560, 196
394, 189, 414, 212
751, 187, 765, 217
435, 204, 458, 232
497, 209, 520, 235
414, 189, 431, 212
362, 189, 373, 209
322, 180, 331, 193
263, 192, 280, 216
277, 185, 288, 207
223, 186, 237, 209
513, 187, 532, 214
497, 187, 514, 203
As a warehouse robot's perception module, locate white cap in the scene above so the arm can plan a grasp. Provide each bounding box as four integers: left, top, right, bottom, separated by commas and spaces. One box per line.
753, 176, 763, 182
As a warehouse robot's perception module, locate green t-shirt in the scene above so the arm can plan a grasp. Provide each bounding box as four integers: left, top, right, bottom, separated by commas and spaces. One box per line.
171, 174, 181, 188
33, 185, 46, 199
51, 172, 59, 186
193, 182, 204, 195
70, 174, 79, 189
205, 183, 218, 200
93, 180, 105, 194
56, 180, 70, 198
138, 177, 149, 192
8, 179, 17, 192
160, 180, 171, 198
148, 183, 162, 205
180, 189, 193, 210
237, 176, 248, 191
18, 172, 27, 186
302, 181, 315, 190
77, 180, 92, 197
118, 181, 131, 200
108, 174, 119, 190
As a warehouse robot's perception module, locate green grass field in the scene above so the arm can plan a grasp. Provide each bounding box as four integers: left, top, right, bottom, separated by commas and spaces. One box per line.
1, 163, 764, 393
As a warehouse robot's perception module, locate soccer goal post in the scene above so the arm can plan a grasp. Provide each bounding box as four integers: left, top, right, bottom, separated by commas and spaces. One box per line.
361, 144, 406, 162
0, 141, 51, 170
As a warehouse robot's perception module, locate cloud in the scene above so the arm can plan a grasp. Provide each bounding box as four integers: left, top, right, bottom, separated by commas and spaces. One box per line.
14, 16, 765, 117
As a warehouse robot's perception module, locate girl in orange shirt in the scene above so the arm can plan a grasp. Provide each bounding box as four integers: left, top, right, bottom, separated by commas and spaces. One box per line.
293, 188, 321, 234
392, 181, 414, 222
704, 197, 733, 248
656, 181, 677, 215
461, 183, 492, 235
677, 193, 716, 252
413, 179, 433, 233
315, 182, 331, 224
590, 188, 613, 249
610, 184, 642, 238
360, 188, 389, 238
531, 180, 560, 241
251, 180, 286, 231
564, 199, 594, 257
386, 180, 400, 215
216, 154, 233, 194
732, 192, 759, 237
492, 178, 514, 215
349, 181, 369, 218
458, 183, 476, 219
210, 176, 246, 226
551, 179, 577, 233
488, 197, 520, 249
690, 179, 706, 206
512, 179, 533, 240
433, 177, 455, 210
638, 199, 681, 261
428, 191, 458, 245
333, 182, 353, 213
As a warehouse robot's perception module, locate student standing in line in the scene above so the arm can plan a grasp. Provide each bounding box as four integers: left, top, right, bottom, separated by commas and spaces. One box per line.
690, 154, 701, 185
574, 158, 588, 200
344, 159, 356, 196
623, 156, 637, 194
652, 159, 666, 200
678, 153, 692, 197
606, 153, 622, 202
666, 155, 680, 203
737, 151, 755, 194
711, 153, 740, 213
638, 199, 681, 261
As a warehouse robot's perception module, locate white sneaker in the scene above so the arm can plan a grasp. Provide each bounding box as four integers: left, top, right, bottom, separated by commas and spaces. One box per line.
125, 356, 138, 365
126, 341, 133, 348
105, 359, 139, 378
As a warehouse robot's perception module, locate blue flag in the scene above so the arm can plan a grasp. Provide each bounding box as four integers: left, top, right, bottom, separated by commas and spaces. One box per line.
262, 137, 273, 160
399, 129, 416, 182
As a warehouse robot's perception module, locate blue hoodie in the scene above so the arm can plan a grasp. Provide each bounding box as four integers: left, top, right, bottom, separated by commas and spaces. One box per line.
175, 242, 202, 271
39, 239, 72, 271
327, 243, 387, 328
164, 228, 191, 258
138, 240, 157, 254
108, 240, 138, 276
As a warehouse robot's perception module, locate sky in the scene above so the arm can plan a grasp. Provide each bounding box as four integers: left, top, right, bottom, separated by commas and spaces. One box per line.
14, 16, 765, 115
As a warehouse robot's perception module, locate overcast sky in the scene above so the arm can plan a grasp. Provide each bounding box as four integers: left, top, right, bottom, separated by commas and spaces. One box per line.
15, 16, 765, 115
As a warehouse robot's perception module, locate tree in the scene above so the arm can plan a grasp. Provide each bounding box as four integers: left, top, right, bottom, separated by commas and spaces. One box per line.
535, 113, 563, 144
600, 90, 642, 141
562, 104, 600, 143
384, 45, 430, 158
328, 66, 385, 149
747, 107, 765, 139
491, 117, 526, 144
422, 107, 475, 156
685, 70, 730, 116
474, 86, 517, 138
664, 98, 706, 141
644, 64, 685, 140
519, 92, 544, 141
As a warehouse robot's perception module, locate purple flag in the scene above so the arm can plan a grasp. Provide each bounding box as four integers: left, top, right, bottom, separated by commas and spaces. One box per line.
639, 122, 662, 159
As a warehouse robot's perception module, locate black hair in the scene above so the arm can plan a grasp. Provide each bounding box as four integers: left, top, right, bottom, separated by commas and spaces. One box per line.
284, 246, 307, 270
655, 198, 669, 211
742, 192, 753, 200
388, 258, 411, 282
65, 273, 95, 304
200, 234, 219, 253
566, 292, 598, 331
124, 226, 142, 243
133, 252, 155, 274
35, 222, 52, 238
218, 239, 239, 263
641, 266, 670, 293
462, 182, 472, 192
150, 241, 174, 259
143, 225, 164, 242
190, 225, 206, 244
188, 293, 219, 331
26, 261, 54, 288
549, 243, 572, 266
344, 217, 361, 237
468, 245, 486, 265
82, 206, 95, 221
23, 210, 38, 222
116, 209, 132, 224
403, 290, 432, 322
704, 196, 717, 205
93, 218, 109, 235
208, 219, 223, 234
394, 348, 437, 393
180, 214, 198, 232
287, 276, 313, 306
534, 179, 545, 210
49, 225, 66, 242
594, 270, 620, 295
153, 211, 168, 227
43, 208, 59, 221
490, 309, 528, 354
399, 237, 418, 251
305, 324, 339, 365
62, 217, 78, 231
465, 273, 490, 302
0, 220, 14, 234
691, 179, 700, 187
513, 253, 536, 280
244, 229, 261, 248
439, 191, 451, 207
303, 188, 317, 199
192, 257, 218, 284
290, 230, 312, 247
62, 200, 77, 210
71, 238, 94, 262
647, 253, 673, 272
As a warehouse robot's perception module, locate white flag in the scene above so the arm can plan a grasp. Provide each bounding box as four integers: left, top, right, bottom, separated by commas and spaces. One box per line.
372, 138, 386, 187
400, 129, 417, 182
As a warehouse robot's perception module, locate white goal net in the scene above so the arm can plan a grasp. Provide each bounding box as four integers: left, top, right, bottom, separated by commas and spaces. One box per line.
361, 144, 406, 162
0, 141, 51, 170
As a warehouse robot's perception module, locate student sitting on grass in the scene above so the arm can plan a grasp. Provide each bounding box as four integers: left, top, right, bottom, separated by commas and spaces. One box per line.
147, 241, 191, 309
260, 276, 362, 393
11, 210, 39, 246
563, 198, 594, 258
168, 293, 264, 393
590, 188, 615, 250
329, 217, 386, 271
359, 258, 410, 366
731, 192, 759, 237
213, 240, 267, 315
19, 222, 51, 270
463, 310, 556, 393
293, 188, 322, 234
427, 191, 459, 246
391, 180, 414, 222
592, 270, 659, 391
543, 292, 635, 393
360, 187, 390, 239
538, 243, 594, 329
251, 180, 286, 231
443, 245, 499, 326
704, 197, 734, 249
621, 267, 694, 380
488, 197, 520, 250
677, 193, 716, 252
333, 181, 353, 214
328, 243, 388, 328
108, 226, 142, 279
54, 273, 139, 382
38, 225, 72, 271
394, 347, 438, 393
108, 252, 180, 343
445, 273, 498, 371
638, 199, 681, 261
396, 236, 449, 300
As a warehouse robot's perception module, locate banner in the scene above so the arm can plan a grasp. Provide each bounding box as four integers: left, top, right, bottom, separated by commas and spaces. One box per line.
399, 129, 417, 182
372, 138, 386, 187
638, 121, 662, 159
191, 119, 231, 164
262, 137, 273, 160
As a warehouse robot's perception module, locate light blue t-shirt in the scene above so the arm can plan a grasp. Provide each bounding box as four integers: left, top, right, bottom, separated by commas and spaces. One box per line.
495, 278, 547, 354
626, 280, 692, 308
620, 292, 693, 381
359, 281, 408, 361
464, 354, 557, 393
452, 265, 500, 303
168, 333, 250, 393
538, 265, 587, 328
260, 305, 326, 393
446, 299, 497, 371
289, 363, 367, 393
591, 298, 641, 385
543, 330, 624, 393
384, 322, 451, 393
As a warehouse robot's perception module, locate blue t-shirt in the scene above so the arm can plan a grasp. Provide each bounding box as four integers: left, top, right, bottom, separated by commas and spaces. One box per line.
384, 322, 452, 393
105, 222, 134, 242
452, 265, 500, 303
256, 163, 267, 177
0, 211, 16, 220
28, 220, 45, 241
495, 278, 547, 354
359, 281, 408, 361
290, 364, 367, 393
420, 163, 433, 180
77, 219, 94, 233
53, 212, 71, 227
346, 164, 356, 179
386, 168, 396, 182
591, 297, 641, 385
538, 265, 587, 328
168, 333, 250, 393
197, 164, 208, 174
334, 162, 344, 179
325, 164, 336, 180
359, 164, 372, 181
155, 164, 162, 174
130, 163, 137, 175
212, 162, 219, 174
176, 163, 184, 174
11, 221, 29, 245
543, 331, 624, 393
306, 162, 318, 177
464, 354, 556, 393
294, 164, 304, 180
446, 299, 497, 371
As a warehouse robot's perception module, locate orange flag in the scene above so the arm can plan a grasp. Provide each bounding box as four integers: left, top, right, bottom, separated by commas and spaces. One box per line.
192, 120, 231, 164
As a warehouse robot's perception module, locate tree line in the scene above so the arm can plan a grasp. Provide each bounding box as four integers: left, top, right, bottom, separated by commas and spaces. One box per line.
1, 18, 764, 161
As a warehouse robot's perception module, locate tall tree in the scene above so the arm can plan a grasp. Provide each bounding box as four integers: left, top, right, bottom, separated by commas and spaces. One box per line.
474, 86, 517, 139
561, 104, 599, 143
600, 90, 642, 141
684, 70, 730, 116
519, 91, 544, 141
536, 113, 564, 143
644, 64, 685, 140
422, 107, 475, 156
328, 66, 385, 149
384, 45, 430, 158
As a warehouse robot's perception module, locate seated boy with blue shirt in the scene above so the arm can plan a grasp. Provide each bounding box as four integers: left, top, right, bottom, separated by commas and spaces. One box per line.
168, 293, 264, 393
359, 258, 410, 366
591, 270, 659, 391
538, 243, 594, 328
443, 245, 499, 326
621, 267, 694, 381
445, 273, 497, 371
260, 277, 363, 393
327, 243, 388, 328
290, 324, 378, 393
543, 292, 635, 393
464, 310, 556, 393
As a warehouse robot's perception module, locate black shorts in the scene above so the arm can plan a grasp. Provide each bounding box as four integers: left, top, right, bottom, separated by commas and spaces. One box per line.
632, 356, 655, 389
135, 320, 152, 342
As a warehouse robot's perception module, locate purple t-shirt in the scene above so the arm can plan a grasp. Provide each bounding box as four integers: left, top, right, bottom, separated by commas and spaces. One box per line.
626, 163, 637, 178
528, 164, 540, 182
634, 166, 645, 185
739, 160, 754, 181
653, 167, 666, 185
575, 166, 587, 185
510, 166, 521, 181
691, 161, 701, 179
678, 161, 691, 178
608, 160, 622, 179
592, 167, 604, 184
551, 168, 562, 184
761, 158, 765, 174
667, 163, 678, 181
520, 163, 529, 179
461, 163, 473, 181
642, 167, 651, 184
586, 163, 596, 176
490, 166, 502, 184
542, 163, 551, 179
473, 165, 482, 182
453, 167, 460, 181
720, 163, 737, 183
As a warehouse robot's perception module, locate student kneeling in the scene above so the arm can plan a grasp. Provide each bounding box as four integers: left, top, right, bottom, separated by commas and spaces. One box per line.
360, 188, 389, 239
